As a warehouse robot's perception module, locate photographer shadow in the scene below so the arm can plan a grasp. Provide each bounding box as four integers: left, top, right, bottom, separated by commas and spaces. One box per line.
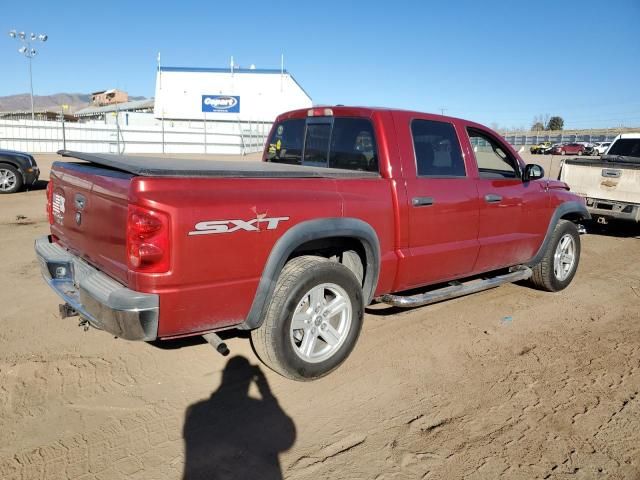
182, 356, 296, 480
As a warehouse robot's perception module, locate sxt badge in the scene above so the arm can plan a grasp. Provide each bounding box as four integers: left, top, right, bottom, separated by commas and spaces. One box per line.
189, 217, 289, 236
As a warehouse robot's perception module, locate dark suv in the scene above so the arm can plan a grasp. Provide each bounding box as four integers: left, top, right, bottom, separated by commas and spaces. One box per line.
0, 149, 40, 193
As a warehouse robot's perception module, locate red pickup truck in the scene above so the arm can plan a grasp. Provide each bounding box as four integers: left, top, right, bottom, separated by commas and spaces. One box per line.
36, 107, 589, 380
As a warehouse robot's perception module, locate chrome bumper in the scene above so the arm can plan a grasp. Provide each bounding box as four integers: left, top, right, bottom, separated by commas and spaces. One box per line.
35, 236, 159, 341
585, 198, 640, 223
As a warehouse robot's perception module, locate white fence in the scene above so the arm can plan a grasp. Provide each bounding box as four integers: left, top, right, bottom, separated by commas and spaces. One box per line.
0, 118, 271, 155
504, 132, 621, 146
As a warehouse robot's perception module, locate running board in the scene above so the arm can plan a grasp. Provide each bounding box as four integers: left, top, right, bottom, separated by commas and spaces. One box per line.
379, 266, 533, 308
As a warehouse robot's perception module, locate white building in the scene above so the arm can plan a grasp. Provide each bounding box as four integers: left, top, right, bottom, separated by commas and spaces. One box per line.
154, 66, 312, 122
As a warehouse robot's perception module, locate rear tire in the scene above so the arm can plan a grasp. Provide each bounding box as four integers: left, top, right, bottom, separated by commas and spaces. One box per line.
251, 255, 364, 381
530, 220, 581, 292
0, 163, 22, 194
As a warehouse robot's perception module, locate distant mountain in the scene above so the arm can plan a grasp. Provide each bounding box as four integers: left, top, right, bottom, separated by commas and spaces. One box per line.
0, 93, 147, 112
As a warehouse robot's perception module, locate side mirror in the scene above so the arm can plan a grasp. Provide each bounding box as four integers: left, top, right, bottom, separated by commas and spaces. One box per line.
523, 163, 545, 182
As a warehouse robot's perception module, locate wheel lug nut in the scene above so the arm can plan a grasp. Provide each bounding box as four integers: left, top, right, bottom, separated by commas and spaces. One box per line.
322, 311, 328, 317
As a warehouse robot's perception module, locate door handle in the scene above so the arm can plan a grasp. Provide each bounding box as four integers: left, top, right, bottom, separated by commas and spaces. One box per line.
412, 196, 434, 207
484, 194, 502, 203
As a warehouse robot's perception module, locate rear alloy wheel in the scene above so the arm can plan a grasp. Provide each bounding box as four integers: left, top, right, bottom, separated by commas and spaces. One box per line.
0, 164, 22, 194
290, 283, 353, 364
251, 255, 364, 381
530, 220, 581, 292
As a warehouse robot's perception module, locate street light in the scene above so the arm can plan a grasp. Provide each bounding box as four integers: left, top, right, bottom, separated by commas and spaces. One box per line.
8, 29, 48, 121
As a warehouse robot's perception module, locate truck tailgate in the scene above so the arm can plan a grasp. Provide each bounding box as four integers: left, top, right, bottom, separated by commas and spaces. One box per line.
561, 159, 640, 204
49, 162, 132, 285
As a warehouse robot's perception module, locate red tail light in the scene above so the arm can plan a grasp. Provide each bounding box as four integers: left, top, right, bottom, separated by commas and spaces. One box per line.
46, 181, 53, 225
126, 205, 170, 273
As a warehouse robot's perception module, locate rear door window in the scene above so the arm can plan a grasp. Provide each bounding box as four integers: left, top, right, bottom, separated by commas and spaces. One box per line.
411, 119, 466, 177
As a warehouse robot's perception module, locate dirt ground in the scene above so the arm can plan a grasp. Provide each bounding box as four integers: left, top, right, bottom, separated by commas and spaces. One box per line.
1, 152, 639, 480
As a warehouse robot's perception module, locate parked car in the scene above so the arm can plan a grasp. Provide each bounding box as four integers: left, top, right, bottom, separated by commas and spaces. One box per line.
559, 133, 640, 224
35, 106, 590, 381
552, 143, 586, 155
583, 143, 598, 156
530, 141, 553, 155
593, 142, 612, 155
0, 149, 40, 194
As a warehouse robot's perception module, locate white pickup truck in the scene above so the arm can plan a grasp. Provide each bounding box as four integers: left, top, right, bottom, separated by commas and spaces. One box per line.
559, 133, 640, 224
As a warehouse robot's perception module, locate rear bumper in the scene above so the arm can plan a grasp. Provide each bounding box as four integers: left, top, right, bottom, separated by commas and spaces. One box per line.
34, 236, 159, 340
585, 198, 640, 222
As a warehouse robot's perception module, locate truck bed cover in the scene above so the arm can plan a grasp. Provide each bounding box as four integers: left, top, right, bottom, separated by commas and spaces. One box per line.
57, 150, 380, 179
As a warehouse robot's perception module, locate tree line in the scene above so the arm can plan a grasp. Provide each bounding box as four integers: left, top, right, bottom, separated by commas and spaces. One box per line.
531, 114, 564, 131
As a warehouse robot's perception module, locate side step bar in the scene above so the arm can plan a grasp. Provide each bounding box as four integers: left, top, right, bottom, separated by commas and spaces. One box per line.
379, 266, 533, 308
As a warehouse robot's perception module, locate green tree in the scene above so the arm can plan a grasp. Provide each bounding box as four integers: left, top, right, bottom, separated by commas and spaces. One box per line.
546, 116, 564, 131
531, 121, 545, 131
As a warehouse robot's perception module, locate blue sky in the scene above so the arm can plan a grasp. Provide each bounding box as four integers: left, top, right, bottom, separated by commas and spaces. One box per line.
2, 0, 638, 129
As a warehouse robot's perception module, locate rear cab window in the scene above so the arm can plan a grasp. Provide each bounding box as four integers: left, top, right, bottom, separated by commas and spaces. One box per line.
607, 138, 640, 159
265, 119, 305, 165
266, 116, 379, 172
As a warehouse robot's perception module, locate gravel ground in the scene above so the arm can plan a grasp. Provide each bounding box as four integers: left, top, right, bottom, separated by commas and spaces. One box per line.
0, 152, 639, 480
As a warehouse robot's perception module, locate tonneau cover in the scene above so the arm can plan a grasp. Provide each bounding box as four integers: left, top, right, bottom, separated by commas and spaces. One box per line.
57, 150, 380, 179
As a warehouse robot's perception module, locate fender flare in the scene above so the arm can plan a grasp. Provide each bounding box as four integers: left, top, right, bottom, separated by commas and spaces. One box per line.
241, 217, 381, 330
526, 201, 591, 266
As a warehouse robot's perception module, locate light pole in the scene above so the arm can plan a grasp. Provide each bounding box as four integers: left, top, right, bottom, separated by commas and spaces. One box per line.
8, 30, 48, 121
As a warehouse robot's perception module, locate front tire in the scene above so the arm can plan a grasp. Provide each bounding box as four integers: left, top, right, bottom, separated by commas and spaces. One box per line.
0, 164, 23, 194
251, 255, 364, 381
530, 220, 581, 292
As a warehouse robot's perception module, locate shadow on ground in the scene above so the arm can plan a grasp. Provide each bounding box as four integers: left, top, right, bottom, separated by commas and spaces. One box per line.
148, 330, 250, 351
182, 356, 296, 480
584, 219, 640, 239
25, 179, 49, 191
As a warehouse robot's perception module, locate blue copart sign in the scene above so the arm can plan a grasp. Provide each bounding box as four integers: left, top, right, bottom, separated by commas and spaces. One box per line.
202, 95, 240, 113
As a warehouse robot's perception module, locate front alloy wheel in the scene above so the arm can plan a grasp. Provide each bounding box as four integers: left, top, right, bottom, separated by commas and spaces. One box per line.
0, 164, 22, 194
529, 220, 581, 292
553, 233, 576, 282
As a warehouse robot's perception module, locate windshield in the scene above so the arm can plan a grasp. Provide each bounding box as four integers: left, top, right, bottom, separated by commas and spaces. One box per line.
607, 138, 640, 158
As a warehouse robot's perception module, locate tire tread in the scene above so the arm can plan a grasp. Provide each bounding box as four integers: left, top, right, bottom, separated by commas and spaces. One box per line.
251, 255, 330, 380
529, 220, 580, 292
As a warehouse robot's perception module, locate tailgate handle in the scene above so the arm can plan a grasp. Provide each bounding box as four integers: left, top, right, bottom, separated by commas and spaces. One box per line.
412, 196, 434, 207
602, 169, 621, 178
484, 194, 502, 203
